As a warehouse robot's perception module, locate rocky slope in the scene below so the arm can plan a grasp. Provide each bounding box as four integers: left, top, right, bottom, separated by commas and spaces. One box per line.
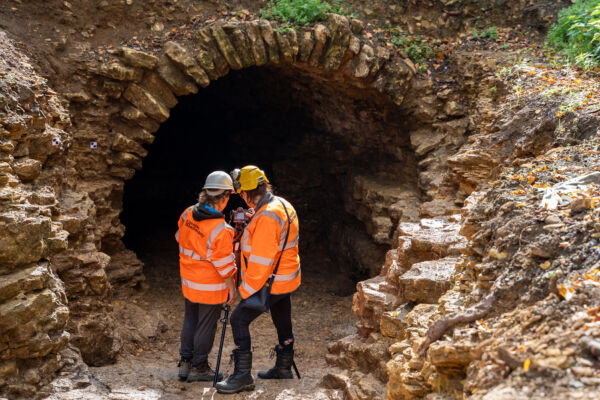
328, 48, 600, 399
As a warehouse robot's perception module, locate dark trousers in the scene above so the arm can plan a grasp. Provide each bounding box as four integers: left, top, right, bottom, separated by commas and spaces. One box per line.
179, 298, 222, 366
230, 293, 294, 351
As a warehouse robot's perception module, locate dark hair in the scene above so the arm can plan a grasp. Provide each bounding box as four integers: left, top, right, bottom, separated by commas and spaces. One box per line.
243, 182, 272, 203
198, 190, 230, 208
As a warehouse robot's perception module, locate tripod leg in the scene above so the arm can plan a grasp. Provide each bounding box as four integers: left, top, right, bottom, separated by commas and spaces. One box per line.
213, 306, 229, 387
292, 360, 301, 379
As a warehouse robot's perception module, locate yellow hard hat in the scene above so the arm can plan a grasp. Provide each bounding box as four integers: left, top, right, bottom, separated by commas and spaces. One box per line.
230, 165, 269, 194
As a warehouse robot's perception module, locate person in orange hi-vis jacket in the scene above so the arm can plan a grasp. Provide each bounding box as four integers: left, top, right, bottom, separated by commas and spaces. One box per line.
175, 171, 237, 383
216, 165, 301, 395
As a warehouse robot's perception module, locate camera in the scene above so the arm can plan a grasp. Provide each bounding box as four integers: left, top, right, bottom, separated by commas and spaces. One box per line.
229, 207, 254, 231
229, 207, 254, 254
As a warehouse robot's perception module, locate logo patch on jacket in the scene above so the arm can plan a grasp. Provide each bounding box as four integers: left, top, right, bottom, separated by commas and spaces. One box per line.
185, 220, 205, 237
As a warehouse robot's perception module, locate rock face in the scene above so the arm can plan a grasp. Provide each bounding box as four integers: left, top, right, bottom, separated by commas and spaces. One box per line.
327, 215, 466, 398
0, 30, 79, 398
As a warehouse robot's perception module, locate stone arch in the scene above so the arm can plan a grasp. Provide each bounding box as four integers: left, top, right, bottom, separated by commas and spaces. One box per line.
74, 16, 414, 263
58, 15, 417, 363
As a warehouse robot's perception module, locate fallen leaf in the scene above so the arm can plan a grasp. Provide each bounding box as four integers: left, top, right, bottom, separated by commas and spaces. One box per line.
523, 358, 531, 371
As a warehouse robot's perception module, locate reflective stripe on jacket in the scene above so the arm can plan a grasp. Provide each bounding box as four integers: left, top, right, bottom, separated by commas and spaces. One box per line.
239, 195, 301, 299
176, 206, 236, 304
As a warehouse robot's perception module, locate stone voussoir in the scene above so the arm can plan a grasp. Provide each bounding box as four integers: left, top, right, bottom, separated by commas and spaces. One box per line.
118, 47, 159, 69
121, 104, 146, 122
140, 72, 178, 109
195, 49, 220, 80
259, 20, 280, 64
245, 21, 268, 66
286, 29, 299, 62
276, 30, 294, 64
123, 83, 170, 122
164, 41, 210, 87
157, 55, 198, 96
309, 24, 330, 67
210, 25, 244, 70
195, 27, 230, 77
223, 22, 256, 68
97, 61, 143, 82
298, 30, 315, 63
323, 13, 352, 70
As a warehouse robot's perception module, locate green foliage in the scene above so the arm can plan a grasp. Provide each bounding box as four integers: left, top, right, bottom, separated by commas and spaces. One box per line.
481, 26, 498, 40
547, 0, 600, 69
261, 0, 355, 26
391, 31, 439, 72
261, 0, 331, 26
473, 26, 498, 40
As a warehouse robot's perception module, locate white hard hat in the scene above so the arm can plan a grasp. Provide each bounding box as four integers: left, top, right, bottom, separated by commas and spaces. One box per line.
203, 171, 234, 196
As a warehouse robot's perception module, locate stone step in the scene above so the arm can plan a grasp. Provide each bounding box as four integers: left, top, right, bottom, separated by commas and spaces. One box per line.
396, 215, 466, 266
352, 276, 401, 336
398, 257, 459, 304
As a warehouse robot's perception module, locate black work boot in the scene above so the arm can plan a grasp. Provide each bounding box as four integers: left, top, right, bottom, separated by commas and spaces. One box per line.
258, 345, 294, 379
216, 349, 254, 394
178, 358, 192, 381
187, 361, 223, 382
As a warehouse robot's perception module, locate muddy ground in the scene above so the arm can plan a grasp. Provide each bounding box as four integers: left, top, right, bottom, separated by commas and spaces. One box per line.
46, 228, 356, 400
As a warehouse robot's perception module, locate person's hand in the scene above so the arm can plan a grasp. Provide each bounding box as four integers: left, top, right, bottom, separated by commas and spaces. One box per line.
225, 277, 237, 306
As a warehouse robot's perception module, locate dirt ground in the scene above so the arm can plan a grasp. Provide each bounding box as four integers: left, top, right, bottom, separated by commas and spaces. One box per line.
47, 228, 357, 400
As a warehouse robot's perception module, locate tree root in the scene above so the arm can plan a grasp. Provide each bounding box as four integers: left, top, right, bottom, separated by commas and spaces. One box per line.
418, 292, 496, 356
497, 347, 522, 370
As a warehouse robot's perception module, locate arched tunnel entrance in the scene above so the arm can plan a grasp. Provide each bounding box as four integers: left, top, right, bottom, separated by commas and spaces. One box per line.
120, 65, 421, 292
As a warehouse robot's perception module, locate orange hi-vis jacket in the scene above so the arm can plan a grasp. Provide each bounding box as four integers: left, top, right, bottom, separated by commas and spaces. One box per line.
239, 194, 301, 299
175, 205, 237, 304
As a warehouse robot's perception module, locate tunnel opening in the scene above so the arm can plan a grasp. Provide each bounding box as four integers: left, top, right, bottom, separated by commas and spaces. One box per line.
119, 65, 420, 294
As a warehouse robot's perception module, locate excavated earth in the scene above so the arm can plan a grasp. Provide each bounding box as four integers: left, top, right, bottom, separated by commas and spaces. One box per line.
2, 0, 600, 399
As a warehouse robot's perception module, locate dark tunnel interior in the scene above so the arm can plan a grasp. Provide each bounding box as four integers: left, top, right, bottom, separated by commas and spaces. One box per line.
120, 66, 415, 291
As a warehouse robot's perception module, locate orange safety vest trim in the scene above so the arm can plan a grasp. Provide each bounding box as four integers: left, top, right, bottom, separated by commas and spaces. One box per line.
176, 206, 236, 304
239, 196, 301, 299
